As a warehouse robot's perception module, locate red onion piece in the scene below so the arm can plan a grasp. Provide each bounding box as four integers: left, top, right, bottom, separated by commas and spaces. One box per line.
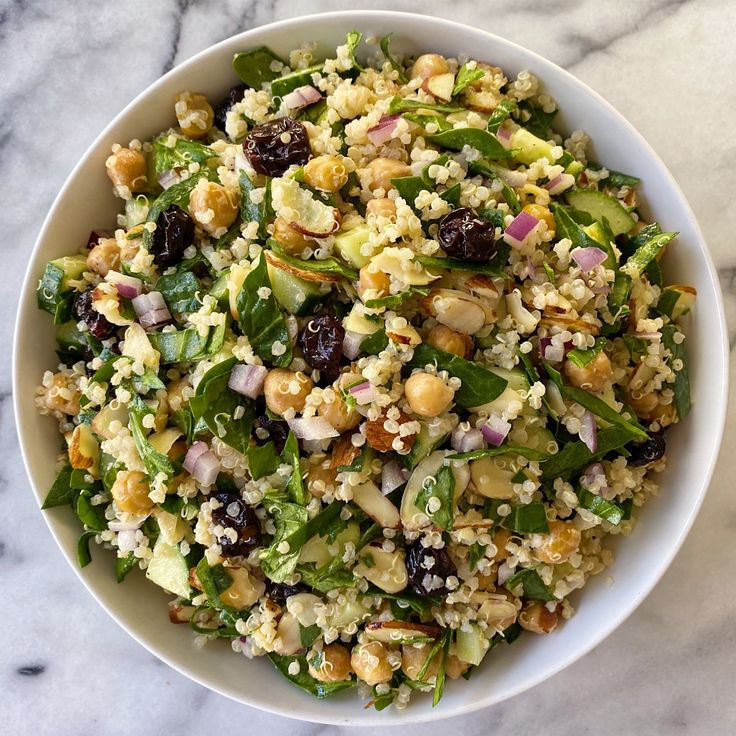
183, 441, 209, 473
539, 337, 573, 364
343, 330, 366, 360
228, 364, 268, 399
106, 270, 143, 299
282, 85, 322, 110
87, 229, 114, 248
132, 292, 172, 330
571, 247, 607, 272
580, 462, 608, 492
183, 441, 221, 486
381, 460, 409, 495
503, 211, 540, 249
579, 411, 598, 453
287, 416, 339, 441
496, 126, 513, 149
544, 173, 575, 195
367, 114, 401, 146
158, 168, 182, 190
348, 381, 377, 406
482, 415, 511, 447
451, 424, 485, 453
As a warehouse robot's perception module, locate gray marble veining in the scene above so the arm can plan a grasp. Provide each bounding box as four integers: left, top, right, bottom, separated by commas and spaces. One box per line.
2, 1, 735, 734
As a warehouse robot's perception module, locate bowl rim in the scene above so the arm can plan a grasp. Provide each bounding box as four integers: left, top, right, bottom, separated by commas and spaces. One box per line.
12, 9, 729, 725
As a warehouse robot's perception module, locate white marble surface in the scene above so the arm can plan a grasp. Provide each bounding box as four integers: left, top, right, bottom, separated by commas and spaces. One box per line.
3, 1, 736, 733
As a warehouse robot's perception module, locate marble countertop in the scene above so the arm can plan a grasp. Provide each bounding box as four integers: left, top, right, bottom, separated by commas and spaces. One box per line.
3, 1, 735, 733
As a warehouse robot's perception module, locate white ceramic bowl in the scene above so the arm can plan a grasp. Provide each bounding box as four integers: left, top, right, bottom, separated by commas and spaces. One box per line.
13, 10, 728, 725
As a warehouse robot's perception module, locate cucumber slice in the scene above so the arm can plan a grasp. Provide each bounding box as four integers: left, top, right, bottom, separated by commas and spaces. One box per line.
298, 522, 360, 566
487, 367, 530, 393
402, 417, 453, 471
565, 189, 635, 236
146, 536, 191, 598
267, 262, 324, 316
456, 623, 489, 666
270, 64, 323, 98
509, 128, 583, 176
333, 224, 374, 268
125, 194, 152, 229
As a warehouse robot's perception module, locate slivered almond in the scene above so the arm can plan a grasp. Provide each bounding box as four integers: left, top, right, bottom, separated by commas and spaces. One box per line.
330, 434, 360, 470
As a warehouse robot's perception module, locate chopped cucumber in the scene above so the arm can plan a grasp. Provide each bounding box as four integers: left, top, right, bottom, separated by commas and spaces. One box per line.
37, 255, 88, 323
146, 536, 191, 598
271, 64, 323, 98
402, 417, 453, 471
487, 367, 530, 393
456, 623, 489, 666
658, 284, 696, 319
566, 189, 635, 236
298, 522, 360, 566
333, 224, 374, 268
509, 128, 583, 176
125, 194, 153, 229
524, 425, 556, 453
267, 262, 324, 316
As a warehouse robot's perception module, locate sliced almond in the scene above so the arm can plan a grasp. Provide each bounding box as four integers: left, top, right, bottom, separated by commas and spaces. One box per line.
330, 434, 361, 470
68, 423, 99, 472
273, 611, 303, 656
168, 602, 196, 624
364, 620, 441, 643
271, 176, 340, 238
422, 72, 455, 103
539, 313, 600, 336
352, 481, 401, 529
420, 289, 486, 335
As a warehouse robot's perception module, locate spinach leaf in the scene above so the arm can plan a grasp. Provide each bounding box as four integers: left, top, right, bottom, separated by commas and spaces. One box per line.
364, 286, 429, 309
366, 588, 440, 617
153, 137, 215, 176
116, 553, 138, 583
486, 99, 518, 135
232, 46, 285, 88
620, 231, 678, 279
236, 253, 292, 366
42, 462, 77, 509
268, 240, 357, 280
409, 344, 508, 409
566, 337, 607, 369
270, 65, 324, 99
155, 267, 202, 315
504, 568, 556, 601
388, 96, 465, 115
37, 260, 81, 324
468, 542, 487, 572
267, 652, 355, 698
379, 34, 408, 83
427, 128, 511, 161
577, 488, 624, 525
77, 531, 96, 568
415, 463, 455, 530
75, 493, 107, 532
402, 113, 452, 133
195, 558, 234, 609
452, 63, 484, 96
447, 446, 549, 462
587, 163, 640, 189
299, 557, 357, 593
517, 101, 557, 140
148, 322, 226, 365
414, 253, 505, 277
189, 358, 255, 455
239, 170, 271, 241
56, 322, 102, 365
281, 431, 308, 505
345, 31, 364, 71
501, 503, 549, 534
662, 324, 691, 419
552, 205, 616, 268
300, 623, 321, 648
468, 160, 521, 214
247, 441, 281, 480
128, 393, 175, 478
361, 328, 389, 355
619, 222, 662, 261
432, 630, 452, 707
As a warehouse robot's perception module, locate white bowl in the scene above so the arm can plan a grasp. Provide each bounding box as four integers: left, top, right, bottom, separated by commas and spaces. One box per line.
13, 10, 728, 725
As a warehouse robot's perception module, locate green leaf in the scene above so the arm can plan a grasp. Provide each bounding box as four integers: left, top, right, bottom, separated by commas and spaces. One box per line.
415, 463, 456, 530
42, 462, 77, 509
388, 96, 465, 115
409, 344, 508, 409
75, 492, 107, 532
345, 31, 364, 71
77, 531, 96, 568
281, 431, 308, 505
116, 553, 138, 583
155, 267, 202, 315
270, 65, 324, 99
587, 163, 640, 189
148, 322, 226, 365
189, 358, 255, 455
432, 631, 452, 707
414, 251, 508, 277
268, 240, 358, 280
468, 542, 486, 572
267, 652, 355, 698
452, 63, 484, 96
504, 568, 555, 601
379, 35, 408, 83
298, 557, 357, 593
153, 137, 215, 177
552, 205, 616, 268
501, 503, 549, 534
300, 623, 321, 648
427, 127, 511, 161
247, 441, 281, 480
361, 328, 389, 355
486, 99, 518, 135
239, 170, 271, 241
608, 270, 632, 323
517, 101, 557, 140
620, 232, 678, 279
236, 253, 292, 366
468, 160, 521, 214
336, 445, 373, 474
232, 46, 285, 88
127, 392, 175, 478
402, 113, 452, 133
566, 337, 607, 369
447, 446, 549, 462
364, 286, 429, 309
577, 487, 624, 525
661, 324, 691, 419
195, 558, 234, 607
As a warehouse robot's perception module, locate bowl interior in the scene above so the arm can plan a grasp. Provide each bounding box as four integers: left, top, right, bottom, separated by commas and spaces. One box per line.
13, 10, 728, 725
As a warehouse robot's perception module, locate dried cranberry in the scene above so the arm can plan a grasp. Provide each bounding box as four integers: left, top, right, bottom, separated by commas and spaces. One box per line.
73, 289, 115, 340
150, 205, 194, 269
214, 84, 248, 132
437, 207, 498, 263
406, 541, 457, 596
254, 415, 290, 453
298, 314, 344, 381
210, 493, 261, 556
266, 581, 306, 603
627, 431, 666, 466
243, 118, 312, 177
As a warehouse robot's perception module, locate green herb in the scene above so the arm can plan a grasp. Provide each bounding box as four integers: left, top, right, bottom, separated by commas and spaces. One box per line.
566, 337, 607, 369
236, 252, 292, 366
501, 503, 549, 534
552, 205, 616, 268
518, 349, 557, 418
416, 630, 448, 682
42, 462, 77, 509
486, 99, 518, 134
415, 464, 456, 530
427, 127, 511, 161
116, 553, 138, 583
468, 160, 521, 214
268, 240, 358, 280
388, 96, 465, 115
282, 431, 308, 505
232, 46, 286, 88
517, 101, 557, 139
433, 630, 452, 707
577, 487, 624, 525
468, 542, 486, 571
409, 344, 508, 409
239, 170, 271, 241
77, 531, 96, 568
155, 266, 202, 315
195, 558, 234, 607
152, 137, 215, 176
379, 34, 408, 83
364, 286, 430, 309
345, 31, 364, 71
361, 328, 389, 355
189, 358, 255, 455
270, 64, 324, 99
267, 652, 355, 698
662, 324, 691, 419
75, 492, 107, 532
148, 322, 226, 364
452, 63, 485, 96
127, 393, 175, 478
622, 334, 648, 361
620, 231, 678, 279
246, 441, 281, 480
608, 271, 632, 322
448, 446, 549, 462
504, 568, 556, 601
402, 113, 451, 132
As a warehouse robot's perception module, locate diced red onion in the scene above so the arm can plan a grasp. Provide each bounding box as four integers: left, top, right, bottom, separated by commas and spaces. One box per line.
496, 126, 513, 149
544, 173, 575, 195
451, 424, 485, 453
580, 462, 608, 492
282, 85, 322, 110
106, 270, 143, 299
482, 414, 511, 447
571, 247, 607, 272
503, 211, 540, 249
579, 411, 598, 453
367, 114, 401, 146
343, 330, 366, 360
183, 441, 221, 486
287, 416, 339, 441
228, 364, 268, 399
158, 168, 182, 190
132, 292, 172, 330
526, 256, 538, 279
381, 460, 409, 495
87, 229, 114, 248
348, 381, 377, 406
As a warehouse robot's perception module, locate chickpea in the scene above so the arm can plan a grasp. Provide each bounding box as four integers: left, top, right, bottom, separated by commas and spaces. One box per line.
523, 203, 555, 237
365, 157, 412, 193
174, 91, 214, 139
263, 369, 314, 416
317, 394, 361, 433
306, 457, 337, 499
111, 470, 154, 515
626, 389, 660, 419
533, 520, 581, 564
519, 601, 559, 634
105, 147, 147, 193
350, 641, 393, 685
404, 372, 454, 418
401, 642, 440, 681
308, 643, 353, 682
188, 181, 239, 237
271, 216, 312, 255
649, 400, 676, 427
492, 527, 513, 562
564, 351, 612, 393
304, 154, 348, 192
427, 324, 472, 358
410, 53, 449, 81
358, 264, 390, 298
86, 237, 120, 277
365, 198, 397, 220
39, 372, 81, 416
